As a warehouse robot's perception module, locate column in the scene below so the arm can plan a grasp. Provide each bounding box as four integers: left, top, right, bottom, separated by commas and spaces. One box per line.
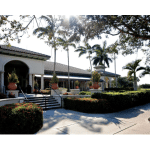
41, 75, 44, 90
32, 74, 35, 93
0, 72, 4, 93
63, 81, 64, 88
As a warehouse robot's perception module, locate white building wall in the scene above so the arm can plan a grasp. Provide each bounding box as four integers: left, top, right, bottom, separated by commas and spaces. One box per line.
0, 54, 45, 74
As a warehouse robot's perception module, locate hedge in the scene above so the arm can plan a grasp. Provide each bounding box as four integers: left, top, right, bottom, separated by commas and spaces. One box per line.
64, 90, 150, 113
64, 97, 110, 113
104, 87, 134, 92
79, 91, 91, 95
0, 103, 43, 134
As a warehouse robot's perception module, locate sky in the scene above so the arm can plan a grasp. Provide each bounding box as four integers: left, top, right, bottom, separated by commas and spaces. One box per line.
8, 16, 150, 86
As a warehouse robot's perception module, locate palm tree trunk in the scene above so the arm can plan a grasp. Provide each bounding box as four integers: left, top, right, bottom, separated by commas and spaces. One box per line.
114, 53, 117, 87
67, 48, 70, 92
89, 53, 92, 78
134, 72, 137, 91
103, 62, 106, 91
53, 48, 56, 75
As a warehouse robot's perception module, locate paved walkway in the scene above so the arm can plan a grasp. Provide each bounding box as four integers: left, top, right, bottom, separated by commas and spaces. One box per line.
37, 103, 150, 135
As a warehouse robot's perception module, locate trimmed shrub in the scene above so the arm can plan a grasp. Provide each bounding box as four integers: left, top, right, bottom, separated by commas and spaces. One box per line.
139, 84, 150, 88
79, 91, 91, 95
0, 103, 43, 134
91, 90, 150, 112
64, 97, 110, 113
104, 87, 134, 92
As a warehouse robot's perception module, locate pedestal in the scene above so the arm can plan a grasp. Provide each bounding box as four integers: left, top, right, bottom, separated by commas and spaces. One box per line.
6, 90, 19, 98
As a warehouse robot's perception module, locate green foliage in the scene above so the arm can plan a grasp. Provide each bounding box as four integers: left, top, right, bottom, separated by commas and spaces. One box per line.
64, 97, 109, 113
104, 87, 134, 92
0, 103, 43, 134
139, 84, 150, 88
34, 81, 39, 89
79, 91, 91, 95
91, 89, 150, 112
50, 74, 59, 83
88, 81, 92, 86
7, 69, 19, 83
92, 71, 101, 82
75, 80, 79, 86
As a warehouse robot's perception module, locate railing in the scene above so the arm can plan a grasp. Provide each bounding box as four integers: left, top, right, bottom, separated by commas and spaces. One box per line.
50, 83, 63, 108
18, 86, 28, 102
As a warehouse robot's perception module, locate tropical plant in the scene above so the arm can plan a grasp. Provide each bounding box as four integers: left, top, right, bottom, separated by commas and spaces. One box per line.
92, 71, 101, 82
8, 69, 19, 83
33, 15, 61, 74
34, 81, 39, 89
123, 59, 145, 91
107, 41, 119, 87
50, 73, 59, 84
75, 42, 94, 78
140, 66, 150, 78
88, 81, 92, 86
75, 80, 79, 86
57, 31, 79, 91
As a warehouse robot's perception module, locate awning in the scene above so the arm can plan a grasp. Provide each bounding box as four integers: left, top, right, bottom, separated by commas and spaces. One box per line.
35, 75, 91, 81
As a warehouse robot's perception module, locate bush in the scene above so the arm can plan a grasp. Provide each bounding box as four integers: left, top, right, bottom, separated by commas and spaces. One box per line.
79, 91, 91, 95
104, 87, 134, 92
0, 103, 43, 134
91, 90, 150, 112
139, 84, 150, 88
64, 97, 109, 113
0, 93, 7, 99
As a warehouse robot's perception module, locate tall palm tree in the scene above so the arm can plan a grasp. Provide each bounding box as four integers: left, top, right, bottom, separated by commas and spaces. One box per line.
57, 32, 79, 91
107, 41, 119, 87
33, 15, 60, 75
92, 41, 112, 89
123, 59, 145, 91
75, 42, 94, 78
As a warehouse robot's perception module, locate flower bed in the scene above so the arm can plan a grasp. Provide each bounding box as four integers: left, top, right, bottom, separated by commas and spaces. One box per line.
0, 102, 43, 134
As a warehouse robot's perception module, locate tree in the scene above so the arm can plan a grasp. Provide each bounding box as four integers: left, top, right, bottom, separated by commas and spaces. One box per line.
122, 59, 145, 91
107, 41, 119, 87
75, 42, 94, 78
92, 41, 112, 89
57, 32, 79, 91
140, 66, 150, 78
33, 15, 61, 74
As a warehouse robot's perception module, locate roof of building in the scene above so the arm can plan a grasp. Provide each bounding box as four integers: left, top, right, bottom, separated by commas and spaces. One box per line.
0, 45, 50, 61
44, 61, 91, 75
97, 70, 120, 77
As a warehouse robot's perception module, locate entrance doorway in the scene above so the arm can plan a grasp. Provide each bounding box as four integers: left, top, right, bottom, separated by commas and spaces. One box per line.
4, 60, 29, 92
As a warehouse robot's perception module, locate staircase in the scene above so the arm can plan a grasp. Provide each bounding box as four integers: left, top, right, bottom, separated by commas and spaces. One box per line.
24, 96, 61, 110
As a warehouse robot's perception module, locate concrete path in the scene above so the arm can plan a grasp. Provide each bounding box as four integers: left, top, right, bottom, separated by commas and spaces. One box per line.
37, 103, 150, 135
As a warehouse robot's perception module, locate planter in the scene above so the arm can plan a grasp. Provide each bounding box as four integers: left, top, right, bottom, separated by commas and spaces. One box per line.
33, 89, 38, 94
75, 86, 79, 89
51, 83, 58, 90
89, 86, 93, 89
7, 82, 17, 90
93, 82, 99, 89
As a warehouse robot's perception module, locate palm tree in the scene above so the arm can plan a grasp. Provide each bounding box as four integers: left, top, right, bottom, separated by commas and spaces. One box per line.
92, 41, 112, 89
123, 59, 145, 91
57, 32, 79, 91
33, 15, 60, 75
140, 66, 150, 78
75, 42, 94, 78
107, 41, 119, 87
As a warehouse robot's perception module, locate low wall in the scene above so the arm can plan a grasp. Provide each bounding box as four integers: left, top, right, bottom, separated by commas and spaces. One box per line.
0, 97, 25, 107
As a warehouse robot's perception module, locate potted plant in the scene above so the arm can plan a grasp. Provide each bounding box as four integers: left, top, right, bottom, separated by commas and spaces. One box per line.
92, 71, 101, 89
50, 74, 59, 90
7, 69, 19, 90
75, 80, 79, 89
88, 81, 93, 89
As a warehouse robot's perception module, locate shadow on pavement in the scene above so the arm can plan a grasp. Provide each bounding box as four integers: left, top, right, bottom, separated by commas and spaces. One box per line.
38, 103, 150, 134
